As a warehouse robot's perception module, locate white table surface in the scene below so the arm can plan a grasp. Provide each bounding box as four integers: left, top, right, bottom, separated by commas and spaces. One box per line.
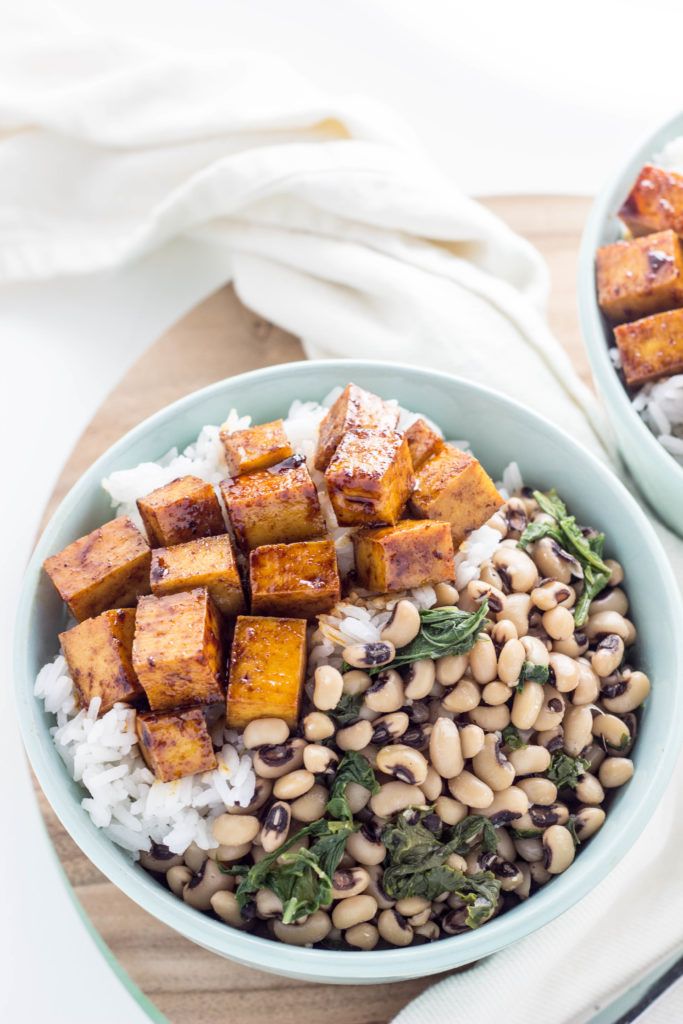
3, 2, 683, 1020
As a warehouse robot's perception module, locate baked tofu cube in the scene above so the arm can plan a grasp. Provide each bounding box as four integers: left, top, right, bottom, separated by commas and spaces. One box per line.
353, 519, 455, 593
325, 430, 415, 527
59, 608, 144, 715
136, 475, 225, 547
220, 418, 293, 476
314, 383, 399, 470
405, 418, 445, 470
43, 515, 151, 622
619, 164, 683, 237
150, 535, 246, 618
132, 588, 224, 712
249, 539, 341, 618
220, 455, 326, 552
226, 616, 307, 729
614, 308, 683, 387
410, 445, 503, 545
136, 708, 217, 782
596, 230, 683, 325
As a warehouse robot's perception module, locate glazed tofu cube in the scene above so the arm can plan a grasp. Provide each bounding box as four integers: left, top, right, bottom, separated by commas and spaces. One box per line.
325, 430, 415, 527
405, 418, 445, 470
353, 520, 455, 593
614, 308, 683, 387
220, 418, 293, 476
136, 707, 217, 782
226, 616, 307, 729
249, 538, 341, 618
596, 230, 683, 325
314, 383, 399, 470
137, 475, 225, 548
43, 515, 151, 622
59, 608, 144, 715
619, 164, 683, 237
220, 455, 326, 552
410, 445, 503, 545
132, 588, 224, 712
150, 535, 246, 618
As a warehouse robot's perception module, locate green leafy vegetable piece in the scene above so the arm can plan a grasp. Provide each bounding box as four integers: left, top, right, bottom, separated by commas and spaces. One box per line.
511, 827, 544, 839
516, 661, 549, 694
384, 601, 489, 673
326, 751, 379, 822
449, 814, 499, 855
546, 751, 590, 790
517, 489, 611, 627
566, 817, 581, 847
502, 724, 527, 750
327, 692, 363, 726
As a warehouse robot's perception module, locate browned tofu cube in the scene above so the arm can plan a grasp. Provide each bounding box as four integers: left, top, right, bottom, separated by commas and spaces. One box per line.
614, 308, 683, 386
220, 455, 326, 552
314, 383, 399, 470
619, 164, 683, 237
405, 417, 445, 470
325, 430, 415, 527
249, 539, 341, 618
132, 588, 224, 712
410, 445, 503, 545
220, 418, 293, 476
353, 519, 455, 593
596, 230, 683, 325
150, 535, 246, 618
59, 608, 144, 715
136, 475, 225, 547
136, 707, 217, 782
226, 616, 307, 728
43, 515, 151, 622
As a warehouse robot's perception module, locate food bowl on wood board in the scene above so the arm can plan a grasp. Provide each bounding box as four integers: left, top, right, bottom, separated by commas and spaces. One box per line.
14, 360, 683, 984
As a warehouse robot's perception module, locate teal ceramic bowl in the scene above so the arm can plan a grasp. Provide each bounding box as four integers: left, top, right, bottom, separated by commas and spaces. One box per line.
14, 360, 683, 984
578, 110, 683, 537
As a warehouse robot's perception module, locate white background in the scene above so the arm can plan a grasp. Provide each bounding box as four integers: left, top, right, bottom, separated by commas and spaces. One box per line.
3, 1, 683, 1020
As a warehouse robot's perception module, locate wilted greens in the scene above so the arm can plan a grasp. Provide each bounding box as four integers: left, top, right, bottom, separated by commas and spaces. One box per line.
547, 751, 590, 790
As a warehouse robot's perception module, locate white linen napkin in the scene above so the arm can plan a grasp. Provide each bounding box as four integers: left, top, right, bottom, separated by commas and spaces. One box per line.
3, 10, 682, 1023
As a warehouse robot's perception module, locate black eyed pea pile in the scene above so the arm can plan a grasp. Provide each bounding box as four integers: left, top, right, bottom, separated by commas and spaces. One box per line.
147, 490, 647, 950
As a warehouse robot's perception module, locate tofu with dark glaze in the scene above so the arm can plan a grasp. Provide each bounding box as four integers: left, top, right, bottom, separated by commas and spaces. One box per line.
226, 615, 307, 729
220, 418, 293, 476
136, 707, 217, 782
405, 417, 445, 470
137, 475, 225, 548
614, 308, 683, 387
150, 535, 246, 618
353, 519, 455, 593
59, 607, 144, 715
596, 230, 683, 325
314, 383, 399, 471
325, 429, 414, 527
619, 164, 683, 237
249, 538, 341, 618
410, 445, 503, 545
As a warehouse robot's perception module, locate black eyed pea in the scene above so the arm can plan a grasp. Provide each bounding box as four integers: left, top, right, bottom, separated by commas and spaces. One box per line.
346, 827, 388, 867
542, 606, 575, 642
542, 824, 576, 874
584, 610, 633, 644
365, 864, 395, 909
535, 725, 564, 751
395, 896, 430, 918
433, 582, 459, 607
480, 785, 529, 824
487, 512, 508, 538
490, 857, 524, 892
441, 678, 481, 713
513, 836, 544, 863
303, 711, 335, 742
139, 843, 184, 873
380, 600, 421, 647
429, 717, 464, 778
502, 496, 528, 536
448, 770, 495, 809
273, 769, 316, 801
290, 784, 329, 823
337, 719, 374, 752
167, 864, 193, 896
479, 560, 505, 590
531, 684, 565, 732
591, 713, 631, 752
313, 665, 344, 710
571, 659, 600, 706
530, 580, 574, 612
604, 558, 624, 586
376, 744, 429, 785
516, 777, 558, 806
529, 860, 552, 885
582, 742, 606, 774
573, 805, 606, 840
345, 922, 379, 950
548, 652, 579, 693
602, 670, 650, 714
371, 712, 410, 746
212, 842, 253, 863
331, 867, 370, 899
377, 909, 414, 947
574, 772, 605, 805
553, 631, 589, 658
213, 813, 260, 847
342, 641, 396, 671
467, 579, 507, 616
459, 723, 485, 759
598, 757, 634, 788
497, 594, 532, 636
497, 638, 526, 685
561, 705, 593, 757
332, 894, 378, 930
342, 669, 373, 696
273, 910, 332, 946
482, 681, 513, 706
242, 717, 290, 750
364, 669, 405, 714
491, 619, 519, 645
255, 889, 284, 919
591, 634, 625, 678
520, 634, 550, 667
227, 776, 273, 817
345, 781, 373, 814
532, 537, 574, 584
493, 545, 539, 593
403, 659, 436, 700
435, 652, 468, 686
469, 634, 498, 684
183, 858, 234, 911
529, 802, 569, 828
514, 861, 532, 899
589, 587, 629, 617
472, 733, 515, 791
358, 704, 382, 723
469, 703, 511, 732
260, 801, 292, 853
370, 780, 426, 818
507, 744, 551, 776
511, 680, 545, 730
303, 744, 339, 775
422, 765, 444, 802
252, 738, 306, 779
493, 827, 517, 863
358, 743, 380, 769
184, 841, 208, 873
407, 907, 432, 927
446, 852, 468, 873
211, 890, 247, 929
435, 794, 469, 824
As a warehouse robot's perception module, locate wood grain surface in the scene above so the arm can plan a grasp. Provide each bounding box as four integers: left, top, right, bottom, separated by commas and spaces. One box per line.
33, 195, 593, 1024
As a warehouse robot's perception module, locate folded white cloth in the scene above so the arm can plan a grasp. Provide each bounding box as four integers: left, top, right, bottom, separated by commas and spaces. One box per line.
3, 10, 682, 1023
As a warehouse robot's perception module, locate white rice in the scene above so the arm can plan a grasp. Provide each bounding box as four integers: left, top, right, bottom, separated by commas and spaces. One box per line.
36, 391, 513, 861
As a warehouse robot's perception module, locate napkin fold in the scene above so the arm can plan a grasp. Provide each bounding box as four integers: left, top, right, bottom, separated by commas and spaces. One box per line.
3, 10, 682, 1023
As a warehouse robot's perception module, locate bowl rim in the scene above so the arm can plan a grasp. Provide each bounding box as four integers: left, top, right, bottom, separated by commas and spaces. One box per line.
577, 108, 683, 485
14, 358, 683, 980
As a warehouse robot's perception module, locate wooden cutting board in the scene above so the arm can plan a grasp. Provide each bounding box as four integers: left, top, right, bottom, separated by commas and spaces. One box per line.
33, 195, 593, 1024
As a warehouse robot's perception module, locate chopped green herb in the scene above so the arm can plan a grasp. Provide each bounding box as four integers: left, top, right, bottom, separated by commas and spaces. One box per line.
326, 751, 379, 822
327, 692, 363, 726
546, 751, 590, 790
567, 817, 581, 847
516, 660, 549, 693
511, 827, 544, 839
502, 724, 527, 750
377, 601, 489, 675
